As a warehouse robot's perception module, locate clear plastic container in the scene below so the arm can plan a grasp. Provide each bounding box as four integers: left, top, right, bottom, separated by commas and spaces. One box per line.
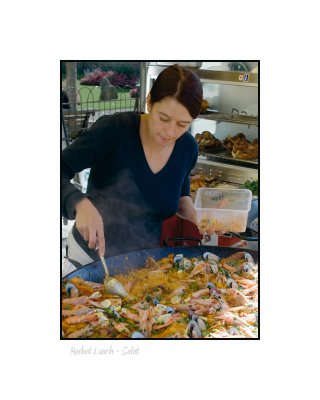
194, 188, 252, 232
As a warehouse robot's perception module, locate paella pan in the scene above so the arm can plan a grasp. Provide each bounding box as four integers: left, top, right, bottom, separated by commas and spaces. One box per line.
62, 246, 258, 339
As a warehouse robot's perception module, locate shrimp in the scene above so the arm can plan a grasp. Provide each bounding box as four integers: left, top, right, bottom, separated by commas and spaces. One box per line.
113, 322, 131, 336
174, 303, 196, 312
190, 298, 215, 306
146, 257, 160, 270
124, 279, 138, 293
238, 325, 257, 338
222, 252, 256, 274
191, 288, 210, 299
224, 288, 249, 307
214, 312, 249, 327
70, 277, 105, 291
66, 325, 94, 338
62, 306, 92, 317
62, 296, 90, 306
138, 308, 155, 337
64, 312, 99, 325
188, 262, 207, 278
120, 308, 140, 323
153, 313, 180, 331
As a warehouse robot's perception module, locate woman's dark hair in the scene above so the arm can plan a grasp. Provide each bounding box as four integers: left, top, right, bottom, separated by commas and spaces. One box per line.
149, 64, 203, 119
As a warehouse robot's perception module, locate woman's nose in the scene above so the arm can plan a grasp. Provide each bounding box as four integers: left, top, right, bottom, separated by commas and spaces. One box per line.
164, 122, 177, 138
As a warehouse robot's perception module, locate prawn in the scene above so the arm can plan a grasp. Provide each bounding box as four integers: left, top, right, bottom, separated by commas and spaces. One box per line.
214, 312, 249, 327
62, 306, 92, 317
70, 277, 104, 291
64, 312, 99, 325
224, 288, 249, 307
62, 296, 90, 306
138, 308, 155, 337
120, 308, 140, 323
113, 322, 131, 336
153, 313, 180, 331
191, 288, 210, 298
188, 262, 207, 278
66, 325, 94, 338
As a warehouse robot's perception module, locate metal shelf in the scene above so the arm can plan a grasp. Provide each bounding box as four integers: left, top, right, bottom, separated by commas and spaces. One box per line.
198, 151, 258, 169
190, 68, 258, 86
198, 110, 258, 126
147, 65, 258, 87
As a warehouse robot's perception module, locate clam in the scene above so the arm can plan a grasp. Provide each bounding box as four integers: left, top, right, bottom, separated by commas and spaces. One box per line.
155, 303, 167, 313
99, 299, 112, 309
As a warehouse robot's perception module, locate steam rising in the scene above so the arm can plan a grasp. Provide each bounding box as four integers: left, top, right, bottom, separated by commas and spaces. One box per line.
87, 169, 161, 257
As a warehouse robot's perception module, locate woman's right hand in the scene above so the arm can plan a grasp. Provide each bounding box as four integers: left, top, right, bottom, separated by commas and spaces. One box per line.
75, 198, 105, 257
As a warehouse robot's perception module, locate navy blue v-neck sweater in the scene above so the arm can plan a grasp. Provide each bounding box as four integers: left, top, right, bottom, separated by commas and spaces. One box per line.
62, 112, 198, 259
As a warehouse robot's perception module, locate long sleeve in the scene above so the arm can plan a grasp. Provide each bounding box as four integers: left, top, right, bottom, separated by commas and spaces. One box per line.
61, 115, 120, 219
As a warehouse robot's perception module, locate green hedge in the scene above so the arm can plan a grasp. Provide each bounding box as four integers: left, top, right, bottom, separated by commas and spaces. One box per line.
61, 62, 140, 80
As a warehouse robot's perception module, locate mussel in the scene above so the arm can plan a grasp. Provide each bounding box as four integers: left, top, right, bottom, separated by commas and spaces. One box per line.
187, 320, 202, 338
131, 331, 145, 339
65, 283, 79, 298
203, 252, 220, 263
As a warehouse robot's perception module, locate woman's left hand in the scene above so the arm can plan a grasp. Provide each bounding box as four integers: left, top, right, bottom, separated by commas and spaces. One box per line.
177, 196, 225, 236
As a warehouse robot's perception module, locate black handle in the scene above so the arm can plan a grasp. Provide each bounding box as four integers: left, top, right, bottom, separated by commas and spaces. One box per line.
163, 237, 202, 247
226, 227, 258, 242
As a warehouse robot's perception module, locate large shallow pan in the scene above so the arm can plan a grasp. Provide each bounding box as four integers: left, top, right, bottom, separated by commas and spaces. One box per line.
63, 246, 258, 283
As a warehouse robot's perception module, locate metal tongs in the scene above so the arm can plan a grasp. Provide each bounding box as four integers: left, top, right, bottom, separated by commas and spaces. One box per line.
98, 251, 128, 298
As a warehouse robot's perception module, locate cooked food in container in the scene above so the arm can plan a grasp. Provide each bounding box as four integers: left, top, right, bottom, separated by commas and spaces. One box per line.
195, 131, 222, 151
223, 133, 258, 160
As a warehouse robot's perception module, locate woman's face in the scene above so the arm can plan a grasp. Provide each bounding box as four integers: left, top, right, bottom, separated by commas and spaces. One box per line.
147, 96, 193, 147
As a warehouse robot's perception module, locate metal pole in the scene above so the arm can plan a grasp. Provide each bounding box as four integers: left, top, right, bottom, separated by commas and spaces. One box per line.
139, 62, 148, 113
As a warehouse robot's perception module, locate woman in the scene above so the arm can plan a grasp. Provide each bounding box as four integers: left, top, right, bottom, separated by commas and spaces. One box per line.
62, 64, 204, 272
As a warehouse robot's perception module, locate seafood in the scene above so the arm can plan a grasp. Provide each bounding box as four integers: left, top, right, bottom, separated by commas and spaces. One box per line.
62, 251, 258, 338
